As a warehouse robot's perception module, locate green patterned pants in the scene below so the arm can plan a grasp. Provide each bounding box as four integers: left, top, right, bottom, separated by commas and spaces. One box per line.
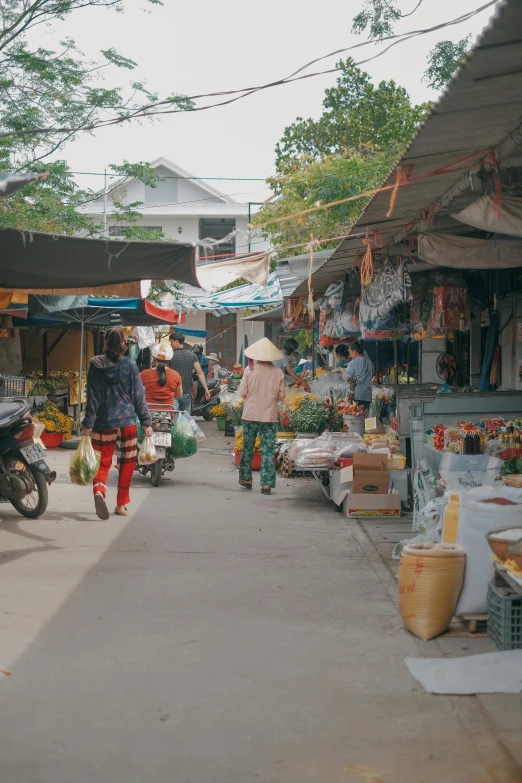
239, 420, 278, 488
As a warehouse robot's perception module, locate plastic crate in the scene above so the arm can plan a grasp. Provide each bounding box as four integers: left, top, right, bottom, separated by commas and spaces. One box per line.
487, 582, 522, 650
0, 375, 26, 397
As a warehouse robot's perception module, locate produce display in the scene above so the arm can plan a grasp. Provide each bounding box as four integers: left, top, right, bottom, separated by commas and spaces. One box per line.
69, 435, 101, 485
425, 418, 522, 464
35, 400, 73, 438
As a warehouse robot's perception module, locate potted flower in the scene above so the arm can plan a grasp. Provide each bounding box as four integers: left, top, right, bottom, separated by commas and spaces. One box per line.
35, 400, 73, 447
210, 402, 227, 431
224, 398, 244, 432
233, 428, 262, 469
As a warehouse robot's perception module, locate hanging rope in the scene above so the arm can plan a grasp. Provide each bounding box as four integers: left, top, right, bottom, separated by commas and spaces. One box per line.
488, 148, 502, 219
360, 237, 374, 286
305, 234, 321, 322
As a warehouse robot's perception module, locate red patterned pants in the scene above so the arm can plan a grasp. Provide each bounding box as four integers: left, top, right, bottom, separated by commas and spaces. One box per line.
92, 425, 138, 507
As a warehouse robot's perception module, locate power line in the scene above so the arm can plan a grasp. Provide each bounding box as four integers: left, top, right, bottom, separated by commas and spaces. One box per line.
0, 2, 497, 140
70, 171, 267, 181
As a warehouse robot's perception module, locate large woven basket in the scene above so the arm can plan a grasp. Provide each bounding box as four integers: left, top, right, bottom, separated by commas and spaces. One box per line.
399, 543, 465, 641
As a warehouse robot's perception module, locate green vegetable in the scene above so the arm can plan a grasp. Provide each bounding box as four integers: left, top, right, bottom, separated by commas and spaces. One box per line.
168, 414, 198, 459
69, 436, 101, 485
500, 457, 522, 475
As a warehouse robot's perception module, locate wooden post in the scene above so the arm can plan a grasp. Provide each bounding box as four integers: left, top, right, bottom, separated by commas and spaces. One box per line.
42, 331, 48, 378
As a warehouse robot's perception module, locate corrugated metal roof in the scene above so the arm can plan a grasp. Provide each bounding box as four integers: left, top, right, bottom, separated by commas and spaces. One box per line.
297, 0, 522, 296
276, 250, 332, 298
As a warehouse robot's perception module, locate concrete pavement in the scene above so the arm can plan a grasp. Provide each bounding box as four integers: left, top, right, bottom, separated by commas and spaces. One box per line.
0, 423, 520, 783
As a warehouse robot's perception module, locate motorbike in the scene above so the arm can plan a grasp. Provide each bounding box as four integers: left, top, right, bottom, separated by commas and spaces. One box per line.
192, 378, 221, 420
0, 398, 56, 517
137, 404, 175, 487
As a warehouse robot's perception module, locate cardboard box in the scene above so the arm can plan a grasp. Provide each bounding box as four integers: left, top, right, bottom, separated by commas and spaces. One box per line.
365, 417, 385, 434
341, 452, 401, 517
343, 492, 401, 518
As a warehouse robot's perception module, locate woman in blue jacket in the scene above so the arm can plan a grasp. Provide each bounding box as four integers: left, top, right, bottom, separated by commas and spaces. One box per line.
83, 327, 152, 519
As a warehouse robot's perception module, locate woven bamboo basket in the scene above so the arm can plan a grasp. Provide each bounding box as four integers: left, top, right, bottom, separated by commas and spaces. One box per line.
399, 543, 465, 641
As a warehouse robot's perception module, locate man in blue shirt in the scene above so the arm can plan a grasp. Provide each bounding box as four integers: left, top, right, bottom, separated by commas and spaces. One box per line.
343, 341, 374, 410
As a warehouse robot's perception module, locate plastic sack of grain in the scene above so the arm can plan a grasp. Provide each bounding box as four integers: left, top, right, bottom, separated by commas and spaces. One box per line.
456, 486, 522, 615
442, 491, 460, 543
399, 543, 465, 641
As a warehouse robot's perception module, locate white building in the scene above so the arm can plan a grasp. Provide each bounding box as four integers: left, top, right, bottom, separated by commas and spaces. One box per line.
78, 157, 270, 366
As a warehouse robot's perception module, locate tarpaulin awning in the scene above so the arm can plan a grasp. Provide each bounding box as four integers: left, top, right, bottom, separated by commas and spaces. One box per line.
13, 298, 187, 328
184, 272, 282, 315
196, 252, 270, 289
417, 232, 522, 269
452, 195, 522, 238
0, 227, 198, 290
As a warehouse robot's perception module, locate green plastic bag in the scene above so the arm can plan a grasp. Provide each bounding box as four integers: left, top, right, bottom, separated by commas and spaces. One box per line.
136, 417, 145, 444
169, 412, 198, 459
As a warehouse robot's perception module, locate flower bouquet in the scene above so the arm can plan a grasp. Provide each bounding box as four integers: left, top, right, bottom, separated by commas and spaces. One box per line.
224, 397, 244, 427
35, 401, 73, 438
290, 396, 330, 434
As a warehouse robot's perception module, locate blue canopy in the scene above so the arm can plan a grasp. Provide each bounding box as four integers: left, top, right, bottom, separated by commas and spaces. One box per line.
184, 272, 282, 315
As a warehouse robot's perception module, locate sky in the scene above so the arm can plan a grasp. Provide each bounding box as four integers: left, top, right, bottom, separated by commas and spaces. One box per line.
35, 0, 500, 204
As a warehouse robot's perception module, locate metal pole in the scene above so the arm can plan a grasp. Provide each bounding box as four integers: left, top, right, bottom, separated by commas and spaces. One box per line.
311, 328, 316, 379
77, 312, 85, 435
393, 339, 398, 386
103, 169, 107, 235
406, 338, 411, 384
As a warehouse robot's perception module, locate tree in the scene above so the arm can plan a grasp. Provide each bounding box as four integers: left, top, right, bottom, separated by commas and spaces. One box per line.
256, 60, 427, 256
351, 0, 472, 89
275, 58, 428, 174
0, 0, 191, 235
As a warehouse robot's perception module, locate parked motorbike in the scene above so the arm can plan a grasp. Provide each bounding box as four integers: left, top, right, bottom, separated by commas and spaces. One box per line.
137, 405, 175, 487
192, 378, 221, 420
0, 399, 56, 517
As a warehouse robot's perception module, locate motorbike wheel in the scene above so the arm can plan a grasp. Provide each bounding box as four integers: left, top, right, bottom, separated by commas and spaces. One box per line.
5, 456, 48, 518
202, 410, 214, 421
151, 459, 163, 487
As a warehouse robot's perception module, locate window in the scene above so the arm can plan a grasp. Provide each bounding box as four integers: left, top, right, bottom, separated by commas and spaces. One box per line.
139, 226, 163, 233
198, 217, 236, 264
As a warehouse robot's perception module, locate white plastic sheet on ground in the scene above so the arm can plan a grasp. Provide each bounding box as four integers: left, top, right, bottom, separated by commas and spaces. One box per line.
417, 232, 522, 269
405, 650, 522, 694
453, 195, 522, 238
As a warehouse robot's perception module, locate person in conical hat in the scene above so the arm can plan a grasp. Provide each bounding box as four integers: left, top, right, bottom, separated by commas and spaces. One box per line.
238, 338, 285, 496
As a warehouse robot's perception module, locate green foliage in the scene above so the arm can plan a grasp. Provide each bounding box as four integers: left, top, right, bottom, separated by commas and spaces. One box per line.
424, 37, 471, 90
350, 1, 471, 91
255, 147, 401, 257
352, 0, 421, 39
148, 281, 182, 302
257, 58, 428, 256
0, 0, 192, 235
275, 59, 428, 173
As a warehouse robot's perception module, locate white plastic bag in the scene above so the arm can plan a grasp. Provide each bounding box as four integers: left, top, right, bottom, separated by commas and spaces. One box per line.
180, 411, 206, 443
295, 434, 340, 469
413, 459, 437, 530
138, 436, 159, 465
456, 486, 522, 614
393, 497, 444, 559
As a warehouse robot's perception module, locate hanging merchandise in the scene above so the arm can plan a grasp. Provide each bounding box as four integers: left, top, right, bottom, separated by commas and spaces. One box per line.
283, 297, 312, 331
429, 287, 469, 333
136, 326, 156, 350
359, 260, 412, 331
324, 280, 343, 308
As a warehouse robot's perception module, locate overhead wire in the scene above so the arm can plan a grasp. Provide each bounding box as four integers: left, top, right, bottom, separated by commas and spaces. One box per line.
0, 1, 498, 140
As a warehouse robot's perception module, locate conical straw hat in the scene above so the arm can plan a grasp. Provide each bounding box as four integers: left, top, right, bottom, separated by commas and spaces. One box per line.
244, 337, 283, 362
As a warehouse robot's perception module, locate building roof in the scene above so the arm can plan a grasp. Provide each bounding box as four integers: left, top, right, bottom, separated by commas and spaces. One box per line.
296, 0, 522, 296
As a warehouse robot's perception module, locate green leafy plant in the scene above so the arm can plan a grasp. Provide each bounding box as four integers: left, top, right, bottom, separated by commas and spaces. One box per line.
290, 397, 330, 434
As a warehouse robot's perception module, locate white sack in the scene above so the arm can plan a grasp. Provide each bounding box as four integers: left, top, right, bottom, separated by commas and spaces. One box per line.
455, 486, 522, 615
439, 453, 501, 491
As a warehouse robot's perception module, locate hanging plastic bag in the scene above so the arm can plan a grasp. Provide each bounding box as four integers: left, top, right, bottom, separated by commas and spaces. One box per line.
169, 412, 198, 458
69, 435, 101, 485
138, 436, 158, 465
180, 411, 206, 443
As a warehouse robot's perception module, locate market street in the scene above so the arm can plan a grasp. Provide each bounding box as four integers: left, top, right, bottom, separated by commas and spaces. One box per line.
0, 424, 520, 783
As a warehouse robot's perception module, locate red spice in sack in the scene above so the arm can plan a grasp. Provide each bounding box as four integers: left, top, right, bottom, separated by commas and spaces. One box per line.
481, 498, 518, 505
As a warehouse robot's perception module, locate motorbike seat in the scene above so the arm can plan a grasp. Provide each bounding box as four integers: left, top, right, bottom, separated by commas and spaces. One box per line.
207, 379, 220, 389
0, 400, 29, 428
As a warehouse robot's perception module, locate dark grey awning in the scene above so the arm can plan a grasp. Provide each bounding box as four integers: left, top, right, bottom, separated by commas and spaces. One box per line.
0, 227, 198, 290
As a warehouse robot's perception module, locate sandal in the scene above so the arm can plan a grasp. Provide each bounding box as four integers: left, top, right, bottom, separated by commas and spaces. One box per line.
261, 486, 272, 495
114, 506, 128, 516
239, 481, 253, 490
94, 493, 110, 521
